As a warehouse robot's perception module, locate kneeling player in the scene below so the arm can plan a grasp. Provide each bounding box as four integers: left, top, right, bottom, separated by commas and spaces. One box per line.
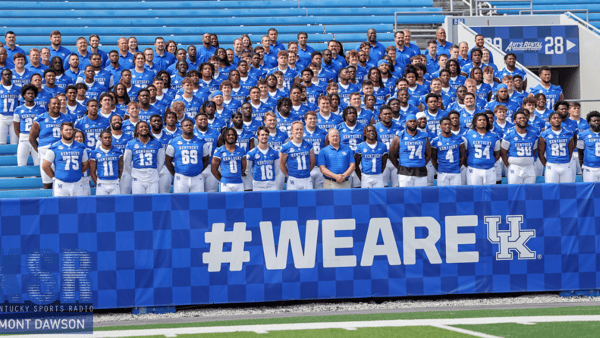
90, 130, 124, 195
165, 118, 210, 193
246, 126, 280, 191
355, 125, 388, 188
431, 117, 465, 186
539, 112, 575, 183
41, 122, 89, 197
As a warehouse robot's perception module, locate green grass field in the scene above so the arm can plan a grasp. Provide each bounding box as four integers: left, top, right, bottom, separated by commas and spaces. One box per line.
90, 305, 600, 338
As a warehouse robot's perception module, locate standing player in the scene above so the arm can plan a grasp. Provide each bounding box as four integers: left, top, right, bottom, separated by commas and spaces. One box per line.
165, 118, 210, 193
13, 84, 45, 166
501, 110, 539, 185
212, 127, 247, 192
0, 69, 20, 144
29, 97, 73, 189
90, 130, 124, 195
280, 121, 315, 190
245, 126, 280, 191
263, 112, 288, 190
108, 114, 133, 194
464, 112, 501, 185
193, 112, 221, 193
41, 122, 89, 197
149, 114, 174, 193
376, 105, 403, 187
538, 112, 575, 183
123, 121, 165, 194
355, 125, 388, 188
578, 111, 600, 182
389, 114, 431, 187
431, 117, 466, 186
303, 111, 327, 189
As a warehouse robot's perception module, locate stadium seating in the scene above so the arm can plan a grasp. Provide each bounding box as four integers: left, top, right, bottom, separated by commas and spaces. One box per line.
0, 0, 443, 53
489, 1, 600, 28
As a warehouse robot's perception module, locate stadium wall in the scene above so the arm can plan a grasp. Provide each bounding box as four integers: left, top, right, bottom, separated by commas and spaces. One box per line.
0, 184, 598, 309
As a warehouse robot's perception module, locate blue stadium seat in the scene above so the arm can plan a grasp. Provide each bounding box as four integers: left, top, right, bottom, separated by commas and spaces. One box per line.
0, 166, 40, 178
0, 178, 43, 190
0, 190, 53, 199
0, 145, 18, 156
0, 156, 33, 166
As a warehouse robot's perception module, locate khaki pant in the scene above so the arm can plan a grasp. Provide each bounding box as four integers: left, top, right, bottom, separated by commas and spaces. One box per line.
323, 179, 351, 189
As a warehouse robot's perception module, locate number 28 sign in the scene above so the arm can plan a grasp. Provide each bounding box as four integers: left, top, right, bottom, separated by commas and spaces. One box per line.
470, 25, 579, 67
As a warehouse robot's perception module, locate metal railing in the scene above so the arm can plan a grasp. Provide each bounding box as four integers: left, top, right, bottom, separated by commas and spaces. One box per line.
564, 11, 600, 36
394, 11, 465, 30
518, 9, 589, 23
450, 0, 473, 16
476, 0, 532, 16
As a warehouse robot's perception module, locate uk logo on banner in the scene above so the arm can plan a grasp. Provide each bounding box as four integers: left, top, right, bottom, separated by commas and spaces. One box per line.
486, 215, 537, 260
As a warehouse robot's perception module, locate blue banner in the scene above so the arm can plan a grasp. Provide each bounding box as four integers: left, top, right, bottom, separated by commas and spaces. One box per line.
0, 183, 597, 309
470, 25, 579, 67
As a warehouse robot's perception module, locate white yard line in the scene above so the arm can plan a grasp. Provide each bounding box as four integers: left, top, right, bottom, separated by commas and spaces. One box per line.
7, 315, 600, 338
433, 324, 503, 338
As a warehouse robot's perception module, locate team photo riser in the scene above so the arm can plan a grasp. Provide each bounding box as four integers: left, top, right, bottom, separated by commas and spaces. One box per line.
0, 28, 592, 196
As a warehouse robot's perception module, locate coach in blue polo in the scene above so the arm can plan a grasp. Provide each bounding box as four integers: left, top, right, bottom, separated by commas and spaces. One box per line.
319, 128, 355, 189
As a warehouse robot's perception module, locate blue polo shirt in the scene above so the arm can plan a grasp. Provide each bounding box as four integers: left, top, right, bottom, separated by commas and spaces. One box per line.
318, 143, 355, 181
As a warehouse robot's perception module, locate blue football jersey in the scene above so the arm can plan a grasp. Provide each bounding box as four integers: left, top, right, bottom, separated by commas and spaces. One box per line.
492, 120, 515, 139
36, 113, 74, 147
317, 112, 344, 132
501, 128, 539, 161
14, 104, 45, 133
74, 115, 111, 149
337, 122, 366, 151
31, 88, 53, 112
540, 128, 574, 164
172, 96, 203, 120
11, 69, 35, 88
304, 84, 325, 107
424, 110, 448, 136
207, 117, 227, 131
246, 146, 279, 182
303, 127, 327, 167
276, 112, 302, 136
121, 120, 137, 138
485, 100, 520, 123
0, 84, 21, 116
90, 146, 123, 181
215, 108, 233, 126
214, 145, 245, 184
578, 129, 600, 168
431, 133, 464, 174
194, 127, 221, 160
47, 140, 88, 183
235, 128, 255, 154
375, 121, 403, 151
138, 105, 163, 123
267, 129, 289, 152
110, 133, 133, 153
356, 141, 388, 175
464, 130, 501, 169
131, 69, 155, 89
534, 108, 554, 123
356, 109, 374, 126
528, 84, 563, 110
448, 75, 467, 91
458, 108, 484, 129
126, 138, 163, 169
280, 140, 313, 178
231, 87, 250, 104
338, 83, 361, 105
223, 98, 242, 113
241, 119, 263, 134
167, 135, 207, 176
251, 102, 276, 124
397, 129, 429, 168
